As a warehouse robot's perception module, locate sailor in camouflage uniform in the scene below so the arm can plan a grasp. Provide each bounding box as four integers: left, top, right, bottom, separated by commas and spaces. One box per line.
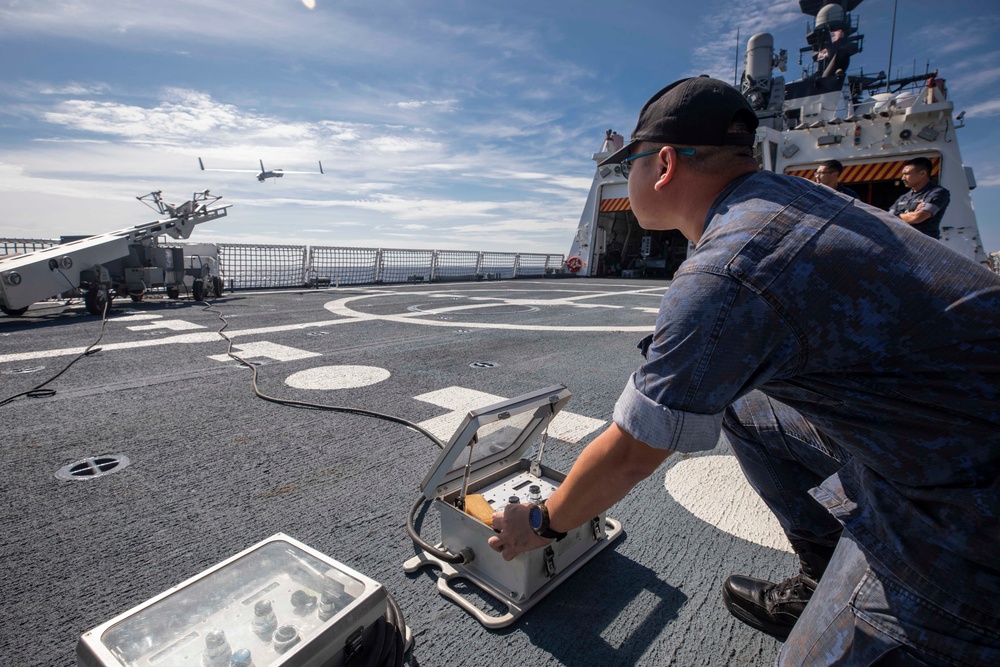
489, 77, 999, 666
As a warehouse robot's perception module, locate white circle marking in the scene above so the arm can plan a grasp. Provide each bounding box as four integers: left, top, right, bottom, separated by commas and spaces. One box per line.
285, 365, 391, 390
324, 289, 659, 332
664, 455, 792, 553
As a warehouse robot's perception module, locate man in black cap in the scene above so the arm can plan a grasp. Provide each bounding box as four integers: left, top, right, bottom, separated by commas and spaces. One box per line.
489, 76, 999, 665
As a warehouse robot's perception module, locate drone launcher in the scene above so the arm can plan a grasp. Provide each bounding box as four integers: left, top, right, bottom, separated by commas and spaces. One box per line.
0, 192, 229, 312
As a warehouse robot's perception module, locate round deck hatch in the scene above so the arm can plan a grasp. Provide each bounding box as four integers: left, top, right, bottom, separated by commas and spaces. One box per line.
3, 366, 45, 375
55, 454, 130, 481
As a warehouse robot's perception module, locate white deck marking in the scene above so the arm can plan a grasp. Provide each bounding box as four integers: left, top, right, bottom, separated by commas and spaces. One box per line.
221, 318, 364, 337
110, 313, 163, 322
0, 319, 361, 363
325, 289, 660, 332
413, 386, 606, 443
664, 455, 792, 553
399, 302, 531, 317
0, 332, 223, 362
207, 342, 322, 363
465, 296, 622, 310
0, 286, 665, 363
285, 365, 390, 390
127, 320, 206, 331
632, 307, 660, 314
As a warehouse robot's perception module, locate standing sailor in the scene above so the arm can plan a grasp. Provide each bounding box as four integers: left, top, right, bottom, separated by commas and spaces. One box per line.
813, 159, 858, 199
888, 156, 950, 239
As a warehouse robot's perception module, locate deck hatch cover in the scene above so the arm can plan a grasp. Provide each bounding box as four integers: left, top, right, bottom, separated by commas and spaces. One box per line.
55, 454, 130, 481
3, 366, 46, 374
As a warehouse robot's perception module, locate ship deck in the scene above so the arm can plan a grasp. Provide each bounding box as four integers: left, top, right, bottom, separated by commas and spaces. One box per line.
1, 278, 792, 666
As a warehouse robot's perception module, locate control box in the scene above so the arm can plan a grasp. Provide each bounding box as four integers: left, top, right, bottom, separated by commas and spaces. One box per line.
77, 534, 397, 667
404, 385, 622, 627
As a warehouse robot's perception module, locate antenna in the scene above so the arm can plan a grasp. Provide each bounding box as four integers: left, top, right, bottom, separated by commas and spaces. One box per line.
885, 0, 898, 93
734, 27, 740, 86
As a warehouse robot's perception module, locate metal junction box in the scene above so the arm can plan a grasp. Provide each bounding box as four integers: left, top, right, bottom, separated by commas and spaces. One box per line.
404, 385, 623, 627
77, 534, 392, 667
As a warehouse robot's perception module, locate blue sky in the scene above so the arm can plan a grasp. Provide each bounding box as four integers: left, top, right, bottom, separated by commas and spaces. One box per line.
2, 0, 999, 255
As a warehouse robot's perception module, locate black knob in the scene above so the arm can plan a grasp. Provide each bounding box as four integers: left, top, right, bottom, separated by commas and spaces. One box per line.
291, 590, 317, 608
275, 625, 297, 642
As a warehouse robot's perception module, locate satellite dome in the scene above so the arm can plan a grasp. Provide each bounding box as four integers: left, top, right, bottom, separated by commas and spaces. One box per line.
816, 3, 847, 30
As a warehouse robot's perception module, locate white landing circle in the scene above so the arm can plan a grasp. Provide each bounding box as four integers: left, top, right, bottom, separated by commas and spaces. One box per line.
664, 454, 792, 553
285, 365, 391, 390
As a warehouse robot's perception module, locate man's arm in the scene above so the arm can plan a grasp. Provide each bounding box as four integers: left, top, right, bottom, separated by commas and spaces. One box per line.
487, 422, 673, 560
897, 206, 933, 225
897, 187, 949, 225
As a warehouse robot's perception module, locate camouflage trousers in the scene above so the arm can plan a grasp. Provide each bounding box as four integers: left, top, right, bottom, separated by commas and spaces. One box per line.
724, 391, 1000, 666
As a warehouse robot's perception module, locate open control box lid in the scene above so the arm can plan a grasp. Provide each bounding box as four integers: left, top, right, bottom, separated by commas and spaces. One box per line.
419, 385, 571, 499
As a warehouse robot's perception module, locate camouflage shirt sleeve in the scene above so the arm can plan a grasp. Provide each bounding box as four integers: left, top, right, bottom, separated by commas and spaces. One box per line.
613, 270, 801, 452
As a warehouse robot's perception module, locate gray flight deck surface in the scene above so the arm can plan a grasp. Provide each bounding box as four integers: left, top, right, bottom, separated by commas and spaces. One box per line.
1, 278, 792, 666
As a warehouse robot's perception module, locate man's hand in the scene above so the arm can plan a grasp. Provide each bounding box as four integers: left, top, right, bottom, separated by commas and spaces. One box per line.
487, 423, 672, 561
487, 503, 551, 561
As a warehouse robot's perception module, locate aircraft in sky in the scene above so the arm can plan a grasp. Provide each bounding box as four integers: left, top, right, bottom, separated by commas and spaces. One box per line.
198, 158, 324, 182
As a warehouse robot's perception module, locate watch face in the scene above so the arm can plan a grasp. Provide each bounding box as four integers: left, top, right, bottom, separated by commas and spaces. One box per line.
529, 505, 543, 531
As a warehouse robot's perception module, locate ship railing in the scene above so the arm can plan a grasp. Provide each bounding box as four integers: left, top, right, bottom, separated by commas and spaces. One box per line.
219, 243, 310, 290
0, 238, 59, 258
989, 251, 1000, 276
303, 246, 563, 287
2, 238, 567, 290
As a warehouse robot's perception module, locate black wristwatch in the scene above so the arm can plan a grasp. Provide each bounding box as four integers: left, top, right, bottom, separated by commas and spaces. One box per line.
528, 502, 567, 540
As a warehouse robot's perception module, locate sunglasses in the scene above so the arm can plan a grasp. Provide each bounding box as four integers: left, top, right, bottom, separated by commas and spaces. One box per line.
620, 147, 696, 178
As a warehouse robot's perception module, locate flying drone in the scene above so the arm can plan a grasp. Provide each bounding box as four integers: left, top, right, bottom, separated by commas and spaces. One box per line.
198, 158, 324, 182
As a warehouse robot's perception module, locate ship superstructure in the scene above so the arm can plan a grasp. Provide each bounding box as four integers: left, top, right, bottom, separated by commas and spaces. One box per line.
567, 0, 987, 277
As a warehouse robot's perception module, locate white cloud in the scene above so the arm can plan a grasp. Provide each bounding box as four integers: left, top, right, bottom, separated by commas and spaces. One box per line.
966, 98, 1000, 118
33, 82, 109, 96
393, 99, 458, 111
689, 0, 802, 80
975, 173, 1000, 188
911, 17, 1000, 56
0, 0, 392, 61
947, 66, 1000, 97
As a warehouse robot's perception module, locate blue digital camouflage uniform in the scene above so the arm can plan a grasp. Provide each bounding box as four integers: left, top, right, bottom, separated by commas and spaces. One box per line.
613, 170, 1000, 665
888, 181, 951, 239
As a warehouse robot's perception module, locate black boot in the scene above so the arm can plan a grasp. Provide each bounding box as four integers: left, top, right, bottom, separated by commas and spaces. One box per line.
722, 542, 835, 639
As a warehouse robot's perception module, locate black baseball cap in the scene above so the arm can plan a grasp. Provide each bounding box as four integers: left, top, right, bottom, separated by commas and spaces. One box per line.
600, 76, 758, 166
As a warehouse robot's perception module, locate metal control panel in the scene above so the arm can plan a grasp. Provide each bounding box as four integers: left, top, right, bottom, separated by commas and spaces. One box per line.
77, 534, 389, 667
476, 471, 558, 508
404, 385, 623, 628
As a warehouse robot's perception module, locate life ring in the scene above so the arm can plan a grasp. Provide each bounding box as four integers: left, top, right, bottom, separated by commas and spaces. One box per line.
566, 256, 584, 273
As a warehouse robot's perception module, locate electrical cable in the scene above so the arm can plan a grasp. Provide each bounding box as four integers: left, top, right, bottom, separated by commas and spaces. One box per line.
205, 301, 446, 448
351, 590, 410, 667
207, 299, 417, 664
0, 293, 109, 408
406, 494, 467, 564
55, 267, 78, 293
206, 300, 470, 566
1, 294, 426, 661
